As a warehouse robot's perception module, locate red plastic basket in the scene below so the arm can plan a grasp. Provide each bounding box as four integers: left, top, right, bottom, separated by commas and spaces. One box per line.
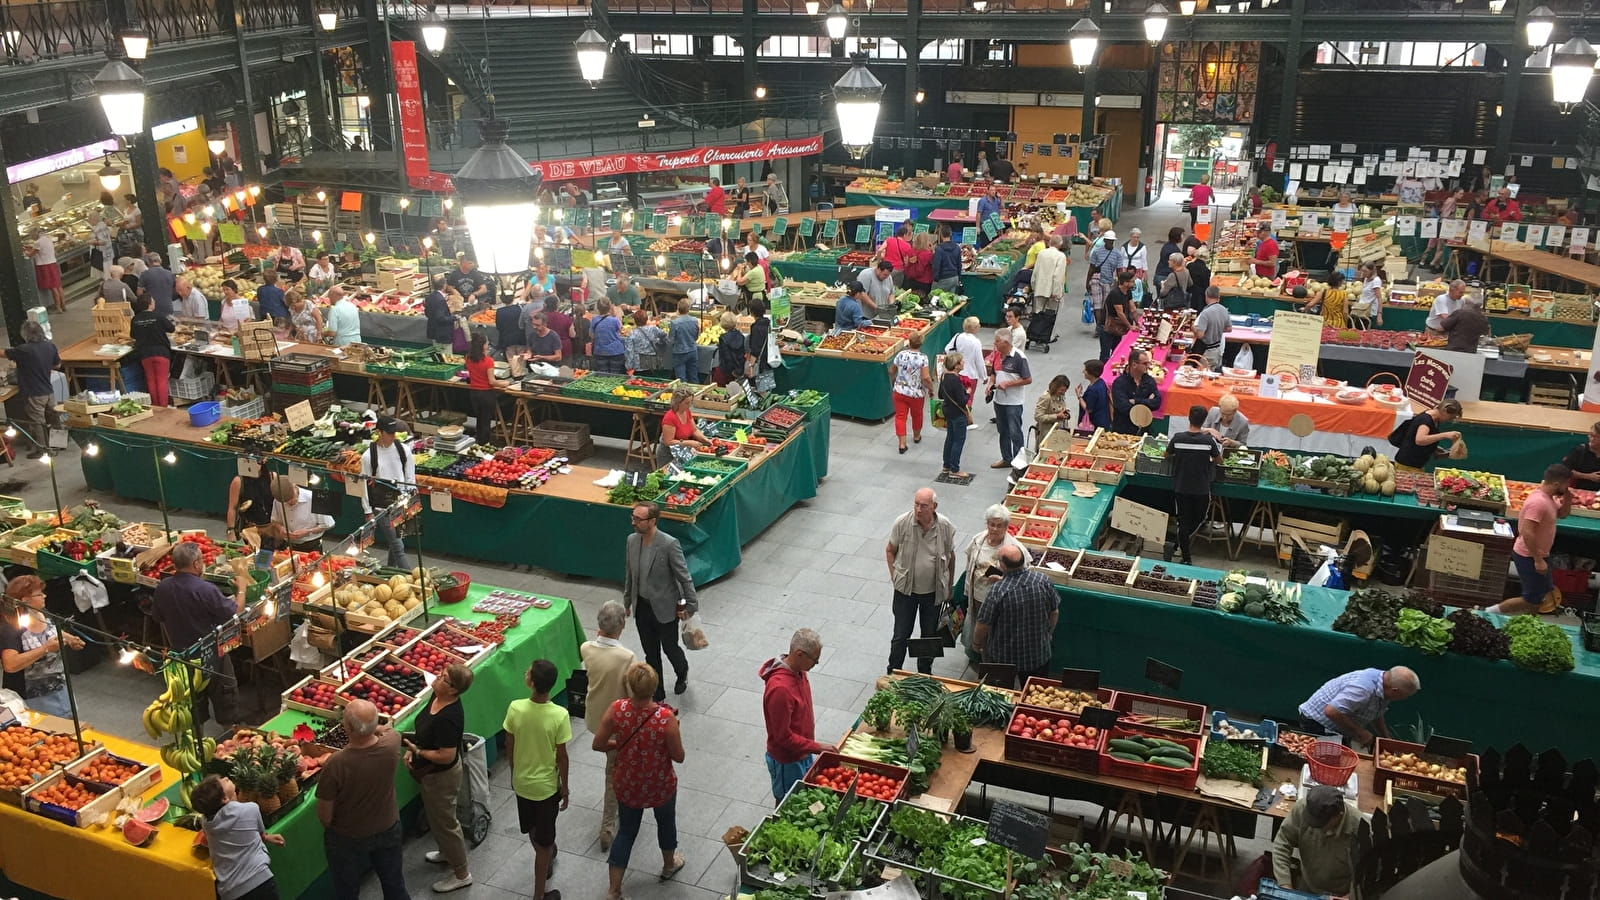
1306, 741, 1358, 786
436, 571, 472, 604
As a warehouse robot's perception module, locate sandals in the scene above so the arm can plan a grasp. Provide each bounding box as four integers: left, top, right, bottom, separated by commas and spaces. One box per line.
661, 852, 686, 882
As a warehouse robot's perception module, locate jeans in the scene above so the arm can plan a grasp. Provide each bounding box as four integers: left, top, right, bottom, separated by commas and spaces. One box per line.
27, 686, 72, 717
943, 409, 969, 471
325, 821, 412, 900
606, 794, 678, 870
140, 356, 170, 406
887, 590, 938, 674
372, 508, 411, 569
1173, 492, 1210, 564
672, 350, 701, 384
933, 276, 961, 294
995, 403, 1024, 464
636, 605, 687, 701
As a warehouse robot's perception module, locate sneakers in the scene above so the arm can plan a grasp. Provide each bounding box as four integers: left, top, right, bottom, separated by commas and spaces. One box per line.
432, 874, 473, 893
425, 851, 447, 864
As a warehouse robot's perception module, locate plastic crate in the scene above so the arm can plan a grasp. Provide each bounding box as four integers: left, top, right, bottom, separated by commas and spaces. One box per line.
1216, 449, 1262, 486
1109, 691, 1208, 739
802, 750, 911, 801
1209, 711, 1279, 744
220, 396, 267, 420
1096, 725, 1201, 790
170, 371, 216, 401
1003, 706, 1105, 773
1134, 436, 1171, 476
36, 546, 99, 580
270, 379, 334, 396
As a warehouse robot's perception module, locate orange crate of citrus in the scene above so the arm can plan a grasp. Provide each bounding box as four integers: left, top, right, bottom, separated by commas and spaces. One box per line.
76, 757, 141, 786
30, 780, 97, 810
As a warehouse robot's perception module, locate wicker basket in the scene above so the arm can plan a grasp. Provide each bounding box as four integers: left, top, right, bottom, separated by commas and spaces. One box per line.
1496, 333, 1533, 353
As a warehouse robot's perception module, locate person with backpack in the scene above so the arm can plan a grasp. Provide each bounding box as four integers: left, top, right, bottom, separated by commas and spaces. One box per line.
359, 417, 417, 569
1390, 399, 1463, 472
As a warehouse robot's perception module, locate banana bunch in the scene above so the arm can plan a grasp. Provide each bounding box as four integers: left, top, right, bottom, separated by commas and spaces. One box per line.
141, 661, 210, 741
157, 731, 215, 775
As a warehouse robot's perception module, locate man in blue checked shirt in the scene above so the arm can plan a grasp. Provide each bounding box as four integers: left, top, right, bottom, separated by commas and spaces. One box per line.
1298, 666, 1420, 749
973, 544, 1058, 688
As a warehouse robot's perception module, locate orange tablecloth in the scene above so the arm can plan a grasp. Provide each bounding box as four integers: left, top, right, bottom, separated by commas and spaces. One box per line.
0, 719, 214, 900
1162, 380, 1399, 438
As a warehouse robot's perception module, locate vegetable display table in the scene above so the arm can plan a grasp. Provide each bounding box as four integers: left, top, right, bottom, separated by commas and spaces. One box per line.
258, 583, 583, 900
73, 399, 829, 585
774, 310, 963, 421
0, 724, 214, 900
771, 256, 1018, 325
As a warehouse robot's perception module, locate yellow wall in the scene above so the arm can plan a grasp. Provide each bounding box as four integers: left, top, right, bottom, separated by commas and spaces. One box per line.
1009, 105, 1144, 201
155, 123, 208, 183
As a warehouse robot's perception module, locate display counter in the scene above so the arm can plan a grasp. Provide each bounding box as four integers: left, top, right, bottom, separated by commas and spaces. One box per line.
843, 182, 1121, 233
1216, 290, 1597, 350
771, 257, 1020, 325
258, 582, 583, 900
774, 309, 964, 421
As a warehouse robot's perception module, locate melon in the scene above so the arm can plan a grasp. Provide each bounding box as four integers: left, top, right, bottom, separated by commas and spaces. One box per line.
122, 816, 157, 846
391, 582, 412, 602
374, 584, 392, 603
135, 797, 169, 823
1381, 480, 1396, 497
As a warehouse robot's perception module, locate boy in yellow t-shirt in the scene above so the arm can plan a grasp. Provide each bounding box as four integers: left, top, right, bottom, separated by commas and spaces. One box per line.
505, 659, 572, 900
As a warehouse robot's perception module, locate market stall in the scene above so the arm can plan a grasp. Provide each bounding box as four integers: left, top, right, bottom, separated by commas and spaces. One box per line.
772, 246, 1023, 325
842, 178, 1121, 233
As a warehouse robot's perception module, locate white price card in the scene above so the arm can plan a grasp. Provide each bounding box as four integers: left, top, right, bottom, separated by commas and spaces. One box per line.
1396, 216, 1417, 236
1472, 149, 1486, 164
1440, 218, 1461, 239
1419, 218, 1438, 238
287, 464, 309, 487
1571, 228, 1591, 250
1353, 169, 1368, 185
1500, 223, 1520, 242
347, 477, 367, 501
1305, 165, 1321, 182
236, 458, 260, 478
1525, 225, 1546, 247
1548, 225, 1567, 247
1468, 220, 1489, 242
1520, 155, 1534, 167
1111, 496, 1169, 545
1271, 208, 1289, 229
430, 490, 453, 513
1428, 534, 1483, 579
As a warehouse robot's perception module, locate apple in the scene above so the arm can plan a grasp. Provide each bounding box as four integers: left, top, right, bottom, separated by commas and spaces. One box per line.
1021, 729, 1035, 739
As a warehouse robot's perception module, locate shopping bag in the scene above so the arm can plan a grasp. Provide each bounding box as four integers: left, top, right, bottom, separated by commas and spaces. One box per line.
680, 613, 709, 650
1234, 343, 1254, 372
931, 398, 947, 430
1081, 295, 1094, 325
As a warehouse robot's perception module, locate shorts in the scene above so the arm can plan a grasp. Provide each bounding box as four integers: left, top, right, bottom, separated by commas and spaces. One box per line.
1512, 551, 1551, 605
34, 263, 61, 290
765, 752, 813, 802
516, 793, 561, 846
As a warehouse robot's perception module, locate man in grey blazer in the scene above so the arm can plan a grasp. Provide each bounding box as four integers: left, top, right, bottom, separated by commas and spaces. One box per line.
623, 501, 698, 701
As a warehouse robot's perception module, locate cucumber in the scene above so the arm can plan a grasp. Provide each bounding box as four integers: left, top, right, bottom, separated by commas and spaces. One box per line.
1145, 738, 1189, 752
1147, 755, 1192, 769
1109, 751, 1147, 763
1107, 739, 1151, 757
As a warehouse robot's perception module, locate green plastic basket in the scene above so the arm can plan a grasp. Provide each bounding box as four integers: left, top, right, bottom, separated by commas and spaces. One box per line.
271, 378, 335, 396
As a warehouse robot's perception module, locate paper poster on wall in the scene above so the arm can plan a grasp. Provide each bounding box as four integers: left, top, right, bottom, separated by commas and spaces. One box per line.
1267, 311, 1324, 377
1340, 143, 1356, 153
1520, 155, 1534, 167
1566, 157, 1579, 170
1472, 149, 1487, 164
1271, 208, 1288, 229
1353, 169, 1368, 185
1396, 216, 1417, 236
1419, 218, 1438, 238
1454, 148, 1467, 160
1525, 225, 1545, 246
1306, 165, 1321, 181
1548, 225, 1567, 247
1288, 164, 1303, 180
1499, 223, 1520, 242
1384, 149, 1397, 161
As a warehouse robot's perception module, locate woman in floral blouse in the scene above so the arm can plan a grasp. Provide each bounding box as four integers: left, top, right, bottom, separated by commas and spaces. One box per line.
592, 663, 686, 899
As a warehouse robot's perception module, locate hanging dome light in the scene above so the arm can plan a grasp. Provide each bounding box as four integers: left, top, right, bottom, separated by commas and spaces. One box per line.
453, 118, 542, 276
98, 161, 123, 192
93, 54, 146, 137
1214, 2, 1232, 11
421, 12, 447, 55
1179, 0, 1196, 13
575, 26, 610, 85
1068, 17, 1101, 69
1525, 6, 1555, 47
1488, 0, 1505, 11
1550, 37, 1596, 111
972, 0, 988, 10
317, 7, 337, 30
1143, 4, 1168, 44
805, 0, 820, 13
826, 3, 848, 40
833, 52, 884, 160
119, 24, 148, 60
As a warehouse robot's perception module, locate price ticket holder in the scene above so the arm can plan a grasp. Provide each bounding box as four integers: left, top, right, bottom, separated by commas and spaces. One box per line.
906, 637, 946, 665
1144, 657, 1183, 694
978, 663, 1017, 688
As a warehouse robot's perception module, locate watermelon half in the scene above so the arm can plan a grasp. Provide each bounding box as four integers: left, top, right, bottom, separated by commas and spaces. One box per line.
135, 797, 169, 823
123, 817, 157, 846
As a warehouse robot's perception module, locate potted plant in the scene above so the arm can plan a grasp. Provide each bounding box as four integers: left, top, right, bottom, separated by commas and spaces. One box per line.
951, 708, 975, 754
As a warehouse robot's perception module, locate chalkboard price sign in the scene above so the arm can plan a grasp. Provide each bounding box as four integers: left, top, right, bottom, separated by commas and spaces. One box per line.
854, 224, 872, 244
985, 801, 1049, 859
798, 217, 815, 236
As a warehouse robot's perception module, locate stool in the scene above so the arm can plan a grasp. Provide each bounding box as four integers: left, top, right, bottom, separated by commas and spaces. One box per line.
1190, 495, 1232, 552
1097, 790, 1160, 862
1172, 802, 1236, 882
1231, 500, 1277, 561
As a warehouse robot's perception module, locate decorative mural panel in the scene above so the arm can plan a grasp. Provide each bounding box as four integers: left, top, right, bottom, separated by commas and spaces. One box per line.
1156, 41, 1261, 124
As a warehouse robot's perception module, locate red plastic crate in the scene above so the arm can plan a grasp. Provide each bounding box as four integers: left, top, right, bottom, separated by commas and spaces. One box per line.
1096, 725, 1201, 790
802, 750, 909, 802
1110, 690, 1208, 739
1002, 706, 1105, 773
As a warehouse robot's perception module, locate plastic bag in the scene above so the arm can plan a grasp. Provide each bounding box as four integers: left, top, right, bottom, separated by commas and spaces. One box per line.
289, 622, 329, 669
69, 574, 109, 613
1447, 438, 1468, 460
680, 613, 709, 650
1081, 295, 1094, 325
1234, 343, 1254, 372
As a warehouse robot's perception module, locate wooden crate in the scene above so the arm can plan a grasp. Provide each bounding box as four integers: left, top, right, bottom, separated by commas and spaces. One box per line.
22, 771, 120, 828
94, 408, 153, 429
1373, 738, 1477, 801
1123, 570, 1197, 605
64, 747, 162, 799
92, 305, 130, 344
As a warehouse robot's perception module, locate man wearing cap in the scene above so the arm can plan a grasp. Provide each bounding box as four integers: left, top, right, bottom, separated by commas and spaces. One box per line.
1252, 222, 1280, 279
1086, 230, 1119, 343
359, 417, 416, 569
1271, 785, 1362, 896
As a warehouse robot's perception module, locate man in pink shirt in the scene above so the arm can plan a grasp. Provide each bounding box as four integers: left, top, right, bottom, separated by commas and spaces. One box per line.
1490, 464, 1572, 615
946, 154, 964, 184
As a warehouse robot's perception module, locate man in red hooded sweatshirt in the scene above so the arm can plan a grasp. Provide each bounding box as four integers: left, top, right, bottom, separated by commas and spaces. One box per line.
759, 628, 829, 803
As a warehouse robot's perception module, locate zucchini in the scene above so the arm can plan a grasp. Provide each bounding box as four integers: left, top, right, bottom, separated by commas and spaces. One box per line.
1107, 739, 1151, 757
1145, 738, 1189, 752
1147, 755, 1192, 769
1109, 751, 1147, 763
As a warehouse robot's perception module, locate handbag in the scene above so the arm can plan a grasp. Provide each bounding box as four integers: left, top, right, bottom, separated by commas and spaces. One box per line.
450, 317, 470, 354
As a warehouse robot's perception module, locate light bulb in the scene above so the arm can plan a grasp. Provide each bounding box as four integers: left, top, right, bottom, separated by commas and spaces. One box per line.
309, 473, 321, 485
17, 611, 30, 628
365, 232, 376, 245
162, 450, 177, 464
85, 443, 100, 457
534, 246, 545, 260
235, 190, 248, 203
399, 197, 411, 209
4, 426, 15, 438
655, 253, 667, 268
257, 225, 268, 238
720, 256, 731, 270
201, 221, 212, 234
311, 570, 327, 588
248, 185, 260, 197
262, 598, 276, 618
422, 236, 433, 250
183, 212, 196, 224
312, 229, 323, 244
346, 544, 359, 556
316, 190, 327, 202
203, 205, 215, 218
119, 646, 138, 665
442, 198, 453, 210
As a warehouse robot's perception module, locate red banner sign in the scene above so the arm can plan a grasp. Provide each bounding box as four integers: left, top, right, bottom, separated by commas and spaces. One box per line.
525, 135, 824, 181
391, 41, 431, 189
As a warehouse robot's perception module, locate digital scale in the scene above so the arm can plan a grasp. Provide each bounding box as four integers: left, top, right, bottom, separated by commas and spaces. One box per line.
432, 433, 477, 454
1454, 508, 1496, 530
1300, 763, 1359, 799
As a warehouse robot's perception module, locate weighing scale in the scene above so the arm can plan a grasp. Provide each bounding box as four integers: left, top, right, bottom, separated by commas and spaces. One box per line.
1453, 508, 1496, 530
1299, 762, 1359, 799
432, 433, 477, 454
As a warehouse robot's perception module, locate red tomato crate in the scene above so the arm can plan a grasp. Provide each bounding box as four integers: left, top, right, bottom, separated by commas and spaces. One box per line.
802, 750, 909, 802
1096, 725, 1202, 790
1003, 706, 1106, 773
1109, 690, 1208, 740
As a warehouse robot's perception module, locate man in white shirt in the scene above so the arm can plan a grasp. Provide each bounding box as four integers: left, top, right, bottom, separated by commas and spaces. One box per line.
859, 260, 896, 311
323, 285, 362, 347
989, 332, 1033, 469
360, 417, 417, 569
1425, 280, 1467, 334
175, 276, 210, 320
268, 479, 335, 551
1030, 236, 1068, 313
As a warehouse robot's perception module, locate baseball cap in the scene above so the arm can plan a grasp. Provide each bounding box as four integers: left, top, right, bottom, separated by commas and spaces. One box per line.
375, 416, 403, 434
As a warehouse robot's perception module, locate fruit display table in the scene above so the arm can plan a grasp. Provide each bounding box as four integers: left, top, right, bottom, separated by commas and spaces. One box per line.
1454, 401, 1599, 484
773, 310, 963, 421
843, 185, 1121, 233
1217, 290, 1598, 350
0, 725, 213, 900
771, 256, 1019, 325
258, 583, 582, 900
72, 399, 830, 585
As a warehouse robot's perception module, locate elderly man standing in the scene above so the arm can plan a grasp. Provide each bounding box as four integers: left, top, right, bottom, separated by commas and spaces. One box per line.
319, 699, 409, 900
1440, 289, 1489, 352
973, 544, 1058, 686
885, 489, 957, 674
581, 601, 635, 850
990, 331, 1032, 468
1030, 235, 1068, 313
1425, 279, 1467, 334
1298, 665, 1421, 748
323, 285, 362, 347
1271, 785, 1361, 896
760, 628, 829, 803
153, 541, 248, 725
175, 275, 209, 319
624, 502, 698, 701
1192, 285, 1231, 370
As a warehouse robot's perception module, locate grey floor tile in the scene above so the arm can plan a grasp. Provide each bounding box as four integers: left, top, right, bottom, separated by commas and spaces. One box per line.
701, 685, 764, 724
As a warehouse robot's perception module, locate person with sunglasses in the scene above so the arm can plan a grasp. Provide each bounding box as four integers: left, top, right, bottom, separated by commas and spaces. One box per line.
759, 628, 827, 803
1, 576, 84, 717
623, 503, 698, 702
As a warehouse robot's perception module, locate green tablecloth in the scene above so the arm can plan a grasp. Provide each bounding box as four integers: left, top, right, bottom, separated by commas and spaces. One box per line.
771, 258, 1013, 327
773, 314, 962, 421
841, 190, 1118, 236
72, 402, 830, 584
1219, 291, 1597, 350
260, 583, 584, 900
